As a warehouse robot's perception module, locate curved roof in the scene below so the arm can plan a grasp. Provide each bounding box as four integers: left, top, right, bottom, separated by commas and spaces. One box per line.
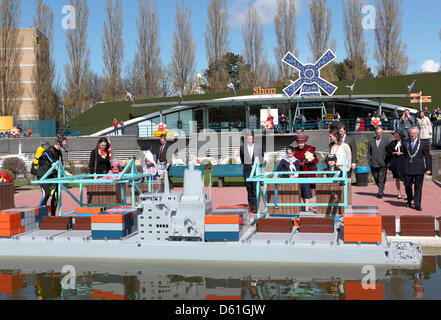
92, 94, 416, 136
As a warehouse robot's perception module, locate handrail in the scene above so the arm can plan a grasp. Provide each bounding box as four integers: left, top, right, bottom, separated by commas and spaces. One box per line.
31, 158, 153, 216
247, 155, 349, 218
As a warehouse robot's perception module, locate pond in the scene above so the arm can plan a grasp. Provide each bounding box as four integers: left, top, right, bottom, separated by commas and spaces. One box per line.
0, 252, 440, 300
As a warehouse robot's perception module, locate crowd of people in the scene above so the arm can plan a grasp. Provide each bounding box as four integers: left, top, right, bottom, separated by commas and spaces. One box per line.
36, 135, 173, 216
241, 110, 433, 213
32, 107, 434, 216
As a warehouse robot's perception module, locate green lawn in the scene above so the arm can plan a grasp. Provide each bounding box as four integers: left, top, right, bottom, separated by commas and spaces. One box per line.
171, 169, 245, 188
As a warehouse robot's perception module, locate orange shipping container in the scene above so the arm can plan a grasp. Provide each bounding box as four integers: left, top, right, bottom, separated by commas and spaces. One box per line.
344, 225, 382, 234
0, 274, 23, 294
344, 214, 381, 226
93, 289, 125, 300
0, 212, 21, 223
91, 214, 126, 224
0, 229, 20, 237
76, 207, 102, 214
344, 233, 382, 243
205, 215, 240, 225
345, 281, 384, 300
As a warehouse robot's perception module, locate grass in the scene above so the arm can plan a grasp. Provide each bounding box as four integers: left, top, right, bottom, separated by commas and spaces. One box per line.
71, 72, 441, 132
171, 169, 245, 188
14, 180, 30, 188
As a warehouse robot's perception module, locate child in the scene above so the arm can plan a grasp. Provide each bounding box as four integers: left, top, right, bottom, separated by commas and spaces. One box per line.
323, 154, 343, 179
143, 151, 160, 180
103, 161, 122, 179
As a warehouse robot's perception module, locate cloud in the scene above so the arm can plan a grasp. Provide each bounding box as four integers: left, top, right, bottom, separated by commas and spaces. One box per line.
229, 0, 301, 28
421, 60, 440, 73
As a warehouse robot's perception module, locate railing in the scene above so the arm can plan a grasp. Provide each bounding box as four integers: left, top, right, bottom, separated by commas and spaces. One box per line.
247, 156, 349, 219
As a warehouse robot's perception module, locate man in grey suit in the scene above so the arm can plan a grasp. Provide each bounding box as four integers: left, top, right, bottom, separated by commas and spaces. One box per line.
367, 127, 389, 199
240, 133, 263, 213
338, 124, 357, 176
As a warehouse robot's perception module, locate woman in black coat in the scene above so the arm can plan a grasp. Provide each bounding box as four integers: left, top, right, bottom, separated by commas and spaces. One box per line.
386, 129, 406, 199
89, 138, 111, 176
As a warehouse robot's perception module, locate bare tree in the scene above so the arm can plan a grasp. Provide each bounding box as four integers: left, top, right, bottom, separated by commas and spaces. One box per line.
204, 0, 230, 92
64, 0, 90, 121
274, 0, 297, 83
0, 0, 23, 117
342, 0, 371, 80
102, 0, 124, 102
242, 3, 268, 87
89, 71, 103, 105
374, 0, 408, 77
205, 0, 229, 65
124, 56, 145, 98
135, 0, 161, 98
33, 0, 57, 120
308, 0, 337, 81
171, 0, 196, 94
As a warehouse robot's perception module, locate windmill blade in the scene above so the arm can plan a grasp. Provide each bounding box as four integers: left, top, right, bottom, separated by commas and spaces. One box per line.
283, 78, 306, 97
282, 52, 306, 72
316, 77, 338, 96
314, 49, 337, 70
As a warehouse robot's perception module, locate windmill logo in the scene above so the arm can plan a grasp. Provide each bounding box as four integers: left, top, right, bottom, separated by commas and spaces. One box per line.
282, 49, 338, 97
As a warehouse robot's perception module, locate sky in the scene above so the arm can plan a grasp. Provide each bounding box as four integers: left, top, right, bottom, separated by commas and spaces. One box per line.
18, 0, 441, 86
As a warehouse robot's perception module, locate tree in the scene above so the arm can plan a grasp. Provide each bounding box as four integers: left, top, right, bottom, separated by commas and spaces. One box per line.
33, 0, 57, 120
205, 0, 229, 65
335, 58, 374, 81
242, 3, 268, 88
274, 0, 297, 84
102, 0, 124, 102
342, 0, 371, 80
135, 0, 161, 99
89, 71, 103, 105
0, 0, 23, 117
204, 0, 230, 92
124, 57, 145, 98
308, 0, 337, 81
203, 52, 250, 92
171, 0, 196, 94
374, 0, 408, 77
64, 0, 90, 121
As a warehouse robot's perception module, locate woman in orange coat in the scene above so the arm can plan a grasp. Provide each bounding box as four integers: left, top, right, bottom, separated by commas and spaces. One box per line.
293, 135, 319, 212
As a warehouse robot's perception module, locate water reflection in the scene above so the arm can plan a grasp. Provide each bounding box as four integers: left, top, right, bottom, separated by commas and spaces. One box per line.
0, 255, 438, 300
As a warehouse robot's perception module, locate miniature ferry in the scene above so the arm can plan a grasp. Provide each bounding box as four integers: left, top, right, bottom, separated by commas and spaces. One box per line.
0, 164, 422, 267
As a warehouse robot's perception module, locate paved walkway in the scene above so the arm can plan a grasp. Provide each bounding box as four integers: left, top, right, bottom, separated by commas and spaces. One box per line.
13, 179, 441, 218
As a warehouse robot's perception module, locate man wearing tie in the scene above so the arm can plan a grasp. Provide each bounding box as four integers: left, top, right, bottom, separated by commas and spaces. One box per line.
240, 133, 263, 213
403, 128, 432, 211
157, 136, 172, 188
367, 127, 389, 199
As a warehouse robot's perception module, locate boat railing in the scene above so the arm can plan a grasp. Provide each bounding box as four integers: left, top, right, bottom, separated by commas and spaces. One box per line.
247, 156, 349, 219
31, 158, 153, 216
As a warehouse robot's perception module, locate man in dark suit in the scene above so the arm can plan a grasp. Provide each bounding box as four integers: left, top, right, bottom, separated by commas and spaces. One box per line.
367, 127, 389, 199
403, 128, 432, 211
338, 124, 357, 176
157, 135, 172, 188
240, 133, 263, 213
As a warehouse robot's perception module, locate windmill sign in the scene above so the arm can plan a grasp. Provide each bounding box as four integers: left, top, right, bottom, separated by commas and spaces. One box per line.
282, 49, 338, 97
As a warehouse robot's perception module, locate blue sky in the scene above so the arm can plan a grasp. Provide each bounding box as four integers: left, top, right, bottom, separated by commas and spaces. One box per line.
19, 0, 441, 84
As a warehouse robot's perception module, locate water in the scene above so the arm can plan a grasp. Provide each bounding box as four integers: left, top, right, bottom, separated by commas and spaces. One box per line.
0, 254, 440, 300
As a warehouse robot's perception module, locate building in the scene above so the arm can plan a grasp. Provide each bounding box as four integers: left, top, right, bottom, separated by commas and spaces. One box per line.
16, 28, 49, 121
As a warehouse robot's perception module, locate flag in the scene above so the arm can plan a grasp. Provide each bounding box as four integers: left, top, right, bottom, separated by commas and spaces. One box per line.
227, 82, 236, 95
